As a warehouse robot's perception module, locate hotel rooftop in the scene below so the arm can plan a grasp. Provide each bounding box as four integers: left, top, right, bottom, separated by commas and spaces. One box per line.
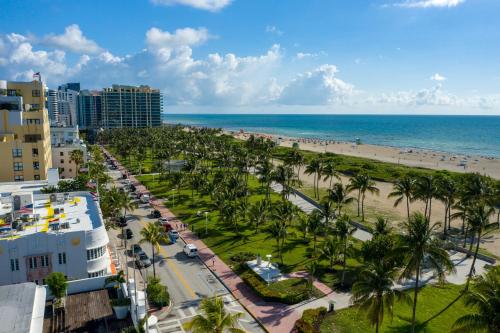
0, 180, 102, 239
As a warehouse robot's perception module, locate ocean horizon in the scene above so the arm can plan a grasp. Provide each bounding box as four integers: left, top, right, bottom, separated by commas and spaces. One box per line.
162, 114, 500, 158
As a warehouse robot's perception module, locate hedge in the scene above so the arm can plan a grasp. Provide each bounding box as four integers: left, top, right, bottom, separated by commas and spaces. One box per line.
293, 307, 327, 333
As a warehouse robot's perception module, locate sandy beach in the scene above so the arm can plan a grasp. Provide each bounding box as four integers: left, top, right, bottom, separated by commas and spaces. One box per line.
232, 131, 500, 180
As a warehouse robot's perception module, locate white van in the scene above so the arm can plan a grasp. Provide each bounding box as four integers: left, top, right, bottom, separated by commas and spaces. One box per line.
183, 244, 198, 257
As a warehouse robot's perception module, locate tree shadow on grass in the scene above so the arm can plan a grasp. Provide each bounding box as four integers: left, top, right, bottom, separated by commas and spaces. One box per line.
386, 316, 429, 333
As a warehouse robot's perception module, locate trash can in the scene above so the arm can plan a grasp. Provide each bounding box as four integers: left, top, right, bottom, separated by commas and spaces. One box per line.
328, 300, 335, 312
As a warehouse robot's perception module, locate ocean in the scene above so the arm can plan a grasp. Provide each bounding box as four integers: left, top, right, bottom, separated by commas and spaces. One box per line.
162, 114, 500, 158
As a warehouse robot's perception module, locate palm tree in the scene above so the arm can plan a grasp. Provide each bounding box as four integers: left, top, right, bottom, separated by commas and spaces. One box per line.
373, 216, 391, 237
436, 175, 458, 238
321, 236, 341, 270
256, 159, 274, 199
305, 158, 322, 199
248, 200, 268, 233
388, 176, 415, 222
349, 173, 380, 221
451, 266, 500, 333
394, 212, 454, 333
139, 222, 169, 278
69, 149, 84, 176
322, 160, 340, 190
414, 175, 438, 221
328, 183, 355, 216
352, 261, 410, 333
465, 204, 495, 290
267, 220, 287, 264
334, 214, 357, 287
318, 197, 336, 226
183, 295, 245, 333
308, 210, 323, 256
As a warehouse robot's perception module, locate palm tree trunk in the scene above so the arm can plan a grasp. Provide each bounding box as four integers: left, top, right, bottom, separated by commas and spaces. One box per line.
463, 221, 468, 247
428, 199, 432, 222
406, 196, 410, 222
361, 194, 365, 222
443, 205, 448, 238
357, 191, 361, 217
411, 263, 421, 333
465, 230, 481, 291
152, 245, 156, 279
376, 320, 379, 333
341, 240, 347, 287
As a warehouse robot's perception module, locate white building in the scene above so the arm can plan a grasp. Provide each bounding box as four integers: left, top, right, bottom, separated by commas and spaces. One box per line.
51, 126, 88, 179
56, 89, 78, 127
0, 282, 46, 333
0, 180, 113, 286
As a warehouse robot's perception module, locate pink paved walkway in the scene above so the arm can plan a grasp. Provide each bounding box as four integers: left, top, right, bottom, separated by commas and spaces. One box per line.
102, 147, 336, 333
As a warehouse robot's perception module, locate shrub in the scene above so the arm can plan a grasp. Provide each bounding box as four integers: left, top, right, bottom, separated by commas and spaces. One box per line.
111, 298, 131, 307
146, 276, 170, 308
46, 272, 67, 299
230, 252, 256, 265
293, 307, 327, 333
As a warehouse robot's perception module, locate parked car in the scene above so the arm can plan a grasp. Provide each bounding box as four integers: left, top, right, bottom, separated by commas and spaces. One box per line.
131, 244, 144, 255
168, 229, 179, 240
135, 253, 151, 268
151, 210, 161, 218
183, 244, 198, 257
140, 194, 150, 204
125, 228, 133, 239
117, 216, 127, 227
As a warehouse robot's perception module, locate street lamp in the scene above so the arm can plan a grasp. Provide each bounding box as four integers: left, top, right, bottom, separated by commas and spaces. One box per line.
266, 254, 272, 284
204, 211, 209, 235
170, 189, 175, 207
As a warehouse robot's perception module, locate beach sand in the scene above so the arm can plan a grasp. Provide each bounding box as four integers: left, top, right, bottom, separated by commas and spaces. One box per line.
233, 132, 500, 180
232, 130, 500, 257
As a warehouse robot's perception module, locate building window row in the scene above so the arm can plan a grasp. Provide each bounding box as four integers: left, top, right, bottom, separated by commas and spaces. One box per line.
12, 148, 22, 157
25, 119, 41, 125
28, 255, 50, 269
87, 246, 106, 261
13, 162, 23, 171
88, 269, 106, 278
10, 258, 20, 272
14, 175, 24, 182
58, 252, 67, 265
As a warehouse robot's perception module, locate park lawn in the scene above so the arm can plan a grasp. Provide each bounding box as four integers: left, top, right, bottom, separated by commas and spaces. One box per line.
320, 284, 468, 333
137, 173, 363, 285
107, 146, 156, 174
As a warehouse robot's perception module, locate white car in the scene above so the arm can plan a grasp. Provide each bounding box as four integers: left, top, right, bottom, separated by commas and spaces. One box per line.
140, 194, 150, 204
183, 244, 198, 257
158, 217, 169, 225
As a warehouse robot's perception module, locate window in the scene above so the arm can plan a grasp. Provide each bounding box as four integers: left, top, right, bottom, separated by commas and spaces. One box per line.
13, 162, 23, 171
88, 269, 106, 278
60, 152, 64, 156
24, 134, 42, 143
40, 255, 49, 267
25, 119, 41, 125
30, 104, 40, 110
10, 258, 19, 271
32, 148, 39, 157
7, 89, 17, 96
33, 162, 40, 170
34, 175, 40, 180
14, 175, 24, 182
12, 149, 22, 157
87, 246, 106, 260
28, 257, 37, 269
58, 252, 66, 265
32, 90, 41, 97
60, 159, 64, 164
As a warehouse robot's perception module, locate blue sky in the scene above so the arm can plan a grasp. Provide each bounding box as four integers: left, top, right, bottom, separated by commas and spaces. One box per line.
1, 0, 499, 114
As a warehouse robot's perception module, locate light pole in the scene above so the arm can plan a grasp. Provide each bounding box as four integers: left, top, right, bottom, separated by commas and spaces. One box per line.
204, 211, 209, 235
171, 189, 175, 207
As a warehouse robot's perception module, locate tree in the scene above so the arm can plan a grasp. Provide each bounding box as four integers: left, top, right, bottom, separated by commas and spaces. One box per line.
352, 261, 410, 333
414, 175, 438, 221
373, 216, 391, 237
69, 149, 84, 176
388, 176, 415, 222
394, 212, 454, 333
465, 204, 495, 290
318, 197, 336, 226
267, 220, 287, 264
183, 295, 245, 333
139, 222, 169, 278
334, 214, 357, 287
436, 175, 458, 238
328, 183, 355, 216
248, 200, 269, 233
308, 209, 323, 256
321, 236, 341, 270
348, 173, 380, 222
322, 160, 340, 190
46, 272, 68, 300
451, 266, 500, 333
305, 158, 322, 199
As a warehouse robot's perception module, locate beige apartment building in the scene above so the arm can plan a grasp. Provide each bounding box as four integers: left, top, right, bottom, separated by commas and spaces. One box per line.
0, 80, 52, 182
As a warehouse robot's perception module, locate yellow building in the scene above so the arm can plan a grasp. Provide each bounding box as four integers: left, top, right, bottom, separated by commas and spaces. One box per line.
0, 79, 52, 181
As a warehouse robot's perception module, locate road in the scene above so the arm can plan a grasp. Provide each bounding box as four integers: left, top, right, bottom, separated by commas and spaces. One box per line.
106, 169, 264, 333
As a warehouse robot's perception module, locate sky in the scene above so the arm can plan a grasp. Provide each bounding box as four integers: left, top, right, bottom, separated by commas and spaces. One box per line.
1, 0, 500, 115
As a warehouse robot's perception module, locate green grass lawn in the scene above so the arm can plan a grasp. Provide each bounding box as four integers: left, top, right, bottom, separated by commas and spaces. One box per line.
320, 284, 467, 333
137, 173, 363, 287
107, 146, 155, 174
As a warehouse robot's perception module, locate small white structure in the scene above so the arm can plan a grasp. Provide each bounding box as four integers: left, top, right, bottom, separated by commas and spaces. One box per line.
50, 126, 87, 179
247, 255, 282, 283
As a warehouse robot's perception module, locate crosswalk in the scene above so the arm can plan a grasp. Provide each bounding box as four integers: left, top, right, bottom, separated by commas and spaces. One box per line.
155, 295, 251, 333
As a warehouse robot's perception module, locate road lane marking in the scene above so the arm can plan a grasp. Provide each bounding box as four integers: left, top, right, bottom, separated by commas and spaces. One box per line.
138, 220, 197, 299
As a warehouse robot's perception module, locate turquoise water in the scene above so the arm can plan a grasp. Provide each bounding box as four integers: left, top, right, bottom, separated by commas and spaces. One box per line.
162, 114, 500, 157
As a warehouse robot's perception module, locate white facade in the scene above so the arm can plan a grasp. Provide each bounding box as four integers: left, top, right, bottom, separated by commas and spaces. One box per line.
56, 89, 78, 127
0, 181, 112, 286
50, 126, 87, 179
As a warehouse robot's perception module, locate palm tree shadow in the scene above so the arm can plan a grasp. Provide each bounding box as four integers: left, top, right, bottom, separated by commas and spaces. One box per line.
386, 316, 428, 333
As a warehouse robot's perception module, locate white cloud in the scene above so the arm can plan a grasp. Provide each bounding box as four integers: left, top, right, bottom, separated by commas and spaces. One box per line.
278, 65, 354, 105
296, 51, 326, 60
377, 84, 456, 106
265, 25, 284, 36
98, 51, 124, 64
430, 73, 446, 81
151, 0, 232, 11
393, 0, 465, 8
44, 24, 101, 54
146, 27, 210, 58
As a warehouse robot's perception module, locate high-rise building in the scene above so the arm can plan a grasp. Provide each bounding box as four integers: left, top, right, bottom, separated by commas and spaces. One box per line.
101, 84, 162, 128
0, 79, 52, 182
58, 82, 80, 93
77, 90, 102, 129
46, 88, 58, 124
56, 89, 78, 127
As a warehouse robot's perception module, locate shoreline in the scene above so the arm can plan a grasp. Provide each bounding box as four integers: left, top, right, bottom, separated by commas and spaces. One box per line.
164, 121, 500, 179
